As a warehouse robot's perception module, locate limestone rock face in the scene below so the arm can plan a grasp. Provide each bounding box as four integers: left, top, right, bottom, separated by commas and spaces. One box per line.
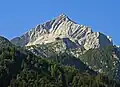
11, 14, 113, 50
84, 32, 113, 50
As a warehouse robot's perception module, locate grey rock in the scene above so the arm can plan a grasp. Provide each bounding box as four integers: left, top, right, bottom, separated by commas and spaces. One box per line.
11, 14, 113, 50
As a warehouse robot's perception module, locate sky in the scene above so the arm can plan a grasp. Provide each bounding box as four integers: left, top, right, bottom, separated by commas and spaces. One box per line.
0, 0, 120, 45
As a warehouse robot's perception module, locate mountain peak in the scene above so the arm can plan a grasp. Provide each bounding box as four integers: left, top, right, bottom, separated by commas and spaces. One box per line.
11, 15, 113, 50
55, 13, 71, 22
58, 13, 68, 18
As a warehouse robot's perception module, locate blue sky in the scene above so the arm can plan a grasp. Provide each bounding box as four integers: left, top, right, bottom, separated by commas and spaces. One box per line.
0, 0, 120, 45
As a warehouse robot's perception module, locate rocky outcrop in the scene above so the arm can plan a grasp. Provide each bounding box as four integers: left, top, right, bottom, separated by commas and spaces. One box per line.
84, 32, 113, 50
11, 14, 113, 50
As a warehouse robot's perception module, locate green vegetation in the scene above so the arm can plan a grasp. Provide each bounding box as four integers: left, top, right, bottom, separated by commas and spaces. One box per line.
79, 46, 120, 81
0, 37, 120, 87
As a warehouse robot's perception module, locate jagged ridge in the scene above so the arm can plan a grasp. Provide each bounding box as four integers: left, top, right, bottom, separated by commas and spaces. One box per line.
11, 14, 113, 50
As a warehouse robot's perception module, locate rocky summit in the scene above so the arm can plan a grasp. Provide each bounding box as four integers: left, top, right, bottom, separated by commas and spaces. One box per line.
11, 14, 113, 50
